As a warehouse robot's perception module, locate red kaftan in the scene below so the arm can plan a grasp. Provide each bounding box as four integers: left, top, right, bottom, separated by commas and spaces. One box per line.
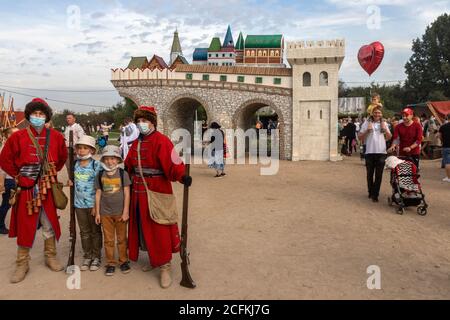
0, 127, 68, 247
124, 130, 185, 267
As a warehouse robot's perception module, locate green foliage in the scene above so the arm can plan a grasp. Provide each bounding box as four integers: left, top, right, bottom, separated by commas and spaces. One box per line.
339, 81, 406, 114
51, 98, 137, 131
404, 13, 450, 102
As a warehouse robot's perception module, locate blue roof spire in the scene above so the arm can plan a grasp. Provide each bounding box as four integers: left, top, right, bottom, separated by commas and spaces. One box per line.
222, 25, 234, 48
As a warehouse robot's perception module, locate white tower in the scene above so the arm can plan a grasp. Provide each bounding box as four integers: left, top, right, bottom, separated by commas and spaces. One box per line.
287, 40, 345, 161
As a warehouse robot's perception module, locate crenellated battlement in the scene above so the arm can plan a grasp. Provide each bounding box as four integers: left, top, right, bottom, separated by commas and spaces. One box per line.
287, 39, 345, 50
286, 39, 345, 65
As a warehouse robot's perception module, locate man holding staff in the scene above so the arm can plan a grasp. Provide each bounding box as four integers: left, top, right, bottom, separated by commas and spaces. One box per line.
0, 98, 68, 283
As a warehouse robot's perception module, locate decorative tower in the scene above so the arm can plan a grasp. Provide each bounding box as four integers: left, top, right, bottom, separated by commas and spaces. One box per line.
235, 31, 244, 64
222, 25, 234, 47
170, 29, 183, 65
286, 39, 345, 161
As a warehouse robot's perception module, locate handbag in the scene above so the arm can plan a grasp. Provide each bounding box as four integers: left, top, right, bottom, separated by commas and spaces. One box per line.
26, 127, 68, 210
137, 140, 178, 225
51, 181, 68, 210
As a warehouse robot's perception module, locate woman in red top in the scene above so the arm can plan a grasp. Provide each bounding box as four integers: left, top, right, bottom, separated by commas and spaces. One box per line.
0, 98, 68, 283
124, 106, 192, 288
388, 107, 423, 167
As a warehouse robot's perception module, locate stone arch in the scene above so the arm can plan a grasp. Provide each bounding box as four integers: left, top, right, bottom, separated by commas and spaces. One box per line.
163, 93, 212, 138
116, 90, 141, 107
232, 98, 287, 160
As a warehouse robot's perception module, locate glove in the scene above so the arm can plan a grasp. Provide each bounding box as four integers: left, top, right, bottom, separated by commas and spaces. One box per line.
181, 175, 192, 187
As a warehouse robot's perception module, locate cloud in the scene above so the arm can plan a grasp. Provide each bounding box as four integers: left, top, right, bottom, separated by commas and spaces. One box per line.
91, 12, 106, 19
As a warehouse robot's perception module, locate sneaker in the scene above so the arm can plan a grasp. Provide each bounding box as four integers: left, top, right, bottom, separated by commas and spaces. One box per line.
0, 226, 9, 235
90, 258, 101, 271
372, 196, 379, 202
120, 261, 131, 274
442, 177, 450, 182
105, 266, 115, 276
220, 172, 226, 177
80, 258, 92, 271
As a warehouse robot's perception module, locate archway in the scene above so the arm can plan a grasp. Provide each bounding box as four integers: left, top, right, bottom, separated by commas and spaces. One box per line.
233, 99, 285, 159
165, 95, 209, 155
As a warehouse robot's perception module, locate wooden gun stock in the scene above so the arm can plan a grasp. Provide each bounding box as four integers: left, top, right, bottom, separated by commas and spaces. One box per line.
180, 163, 196, 288
66, 131, 76, 273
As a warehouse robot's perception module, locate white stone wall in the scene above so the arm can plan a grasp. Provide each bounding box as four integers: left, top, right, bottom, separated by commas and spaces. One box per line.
111, 68, 292, 88
287, 39, 345, 161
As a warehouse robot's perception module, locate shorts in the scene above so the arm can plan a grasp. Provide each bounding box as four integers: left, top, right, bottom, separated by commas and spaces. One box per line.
443, 148, 450, 166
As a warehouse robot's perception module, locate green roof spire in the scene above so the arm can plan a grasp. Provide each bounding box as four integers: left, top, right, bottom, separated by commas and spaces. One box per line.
235, 31, 244, 50
170, 29, 183, 56
208, 37, 221, 52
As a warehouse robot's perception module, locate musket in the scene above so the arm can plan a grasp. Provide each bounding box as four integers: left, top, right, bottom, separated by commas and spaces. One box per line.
66, 131, 76, 273
180, 163, 196, 288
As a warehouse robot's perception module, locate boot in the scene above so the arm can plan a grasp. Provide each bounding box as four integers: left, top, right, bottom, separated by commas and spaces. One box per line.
44, 237, 64, 272
160, 263, 172, 289
10, 247, 30, 283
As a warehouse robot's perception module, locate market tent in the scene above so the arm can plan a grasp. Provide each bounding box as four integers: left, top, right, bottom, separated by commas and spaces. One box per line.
428, 101, 450, 124
407, 101, 450, 124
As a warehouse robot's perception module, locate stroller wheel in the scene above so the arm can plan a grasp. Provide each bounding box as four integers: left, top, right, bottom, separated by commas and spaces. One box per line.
417, 206, 427, 216
396, 207, 404, 215
387, 197, 393, 206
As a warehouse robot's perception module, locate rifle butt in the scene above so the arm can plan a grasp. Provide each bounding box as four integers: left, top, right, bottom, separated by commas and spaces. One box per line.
180, 262, 196, 288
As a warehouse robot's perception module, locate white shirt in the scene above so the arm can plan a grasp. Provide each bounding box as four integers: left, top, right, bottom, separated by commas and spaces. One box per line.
64, 123, 85, 147
120, 123, 139, 160
360, 120, 390, 154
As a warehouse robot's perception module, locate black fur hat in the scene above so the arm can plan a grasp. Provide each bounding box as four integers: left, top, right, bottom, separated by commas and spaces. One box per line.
24, 98, 53, 123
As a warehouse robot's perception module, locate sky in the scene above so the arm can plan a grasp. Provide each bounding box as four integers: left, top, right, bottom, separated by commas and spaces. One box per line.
0, 0, 449, 112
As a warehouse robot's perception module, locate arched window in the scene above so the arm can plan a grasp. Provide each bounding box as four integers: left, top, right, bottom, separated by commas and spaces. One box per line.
319, 71, 328, 86
262, 50, 267, 57
251, 50, 255, 57
270, 50, 274, 56
258, 50, 262, 56
247, 50, 251, 56
303, 72, 311, 87
275, 50, 280, 57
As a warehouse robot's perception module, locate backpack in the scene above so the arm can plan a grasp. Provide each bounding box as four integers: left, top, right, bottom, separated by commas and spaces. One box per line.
97, 168, 125, 191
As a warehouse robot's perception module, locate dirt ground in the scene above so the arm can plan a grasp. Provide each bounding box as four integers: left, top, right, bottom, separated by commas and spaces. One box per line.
0, 155, 449, 300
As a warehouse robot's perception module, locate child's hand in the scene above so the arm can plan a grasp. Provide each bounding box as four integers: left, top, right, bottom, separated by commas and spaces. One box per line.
67, 180, 73, 187
120, 212, 129, 222
95, 214, 101, 225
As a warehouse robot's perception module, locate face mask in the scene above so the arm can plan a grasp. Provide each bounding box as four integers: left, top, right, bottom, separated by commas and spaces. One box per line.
77, 154, 92, 160
30, 116, 46, 128
138, 122, 154, 135
101, 162, 118, 172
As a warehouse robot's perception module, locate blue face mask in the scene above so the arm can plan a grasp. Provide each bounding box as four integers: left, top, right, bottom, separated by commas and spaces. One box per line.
137, 122, 153, 135
30, 116, 46, 128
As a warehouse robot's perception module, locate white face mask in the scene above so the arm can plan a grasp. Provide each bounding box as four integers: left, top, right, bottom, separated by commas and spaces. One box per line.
101, 162, 119, 172
137, 122, 154, 135
77, 154, 92, 160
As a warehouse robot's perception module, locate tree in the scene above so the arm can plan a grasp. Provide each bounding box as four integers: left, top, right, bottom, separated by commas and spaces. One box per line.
405, 13, 450, 102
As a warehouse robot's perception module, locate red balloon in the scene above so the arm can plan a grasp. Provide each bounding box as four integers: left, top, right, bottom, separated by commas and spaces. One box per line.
358, 42, 385, 76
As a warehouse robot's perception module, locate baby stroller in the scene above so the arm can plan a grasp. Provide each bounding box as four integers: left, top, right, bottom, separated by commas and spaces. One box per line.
386, 156, 428, 215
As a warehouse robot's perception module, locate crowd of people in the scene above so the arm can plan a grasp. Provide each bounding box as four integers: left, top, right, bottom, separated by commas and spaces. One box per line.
0, 100, 192, 288
338, 93, 450, 203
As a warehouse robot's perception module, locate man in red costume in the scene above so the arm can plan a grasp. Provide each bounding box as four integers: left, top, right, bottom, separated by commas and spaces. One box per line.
388, 107, 423, 168
0, 98, 68, 283
125, 106, 192, 288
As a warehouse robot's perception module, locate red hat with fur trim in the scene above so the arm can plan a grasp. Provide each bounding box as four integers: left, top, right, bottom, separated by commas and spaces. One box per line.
24, 98, 53, 123
134, 105, 157, 126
